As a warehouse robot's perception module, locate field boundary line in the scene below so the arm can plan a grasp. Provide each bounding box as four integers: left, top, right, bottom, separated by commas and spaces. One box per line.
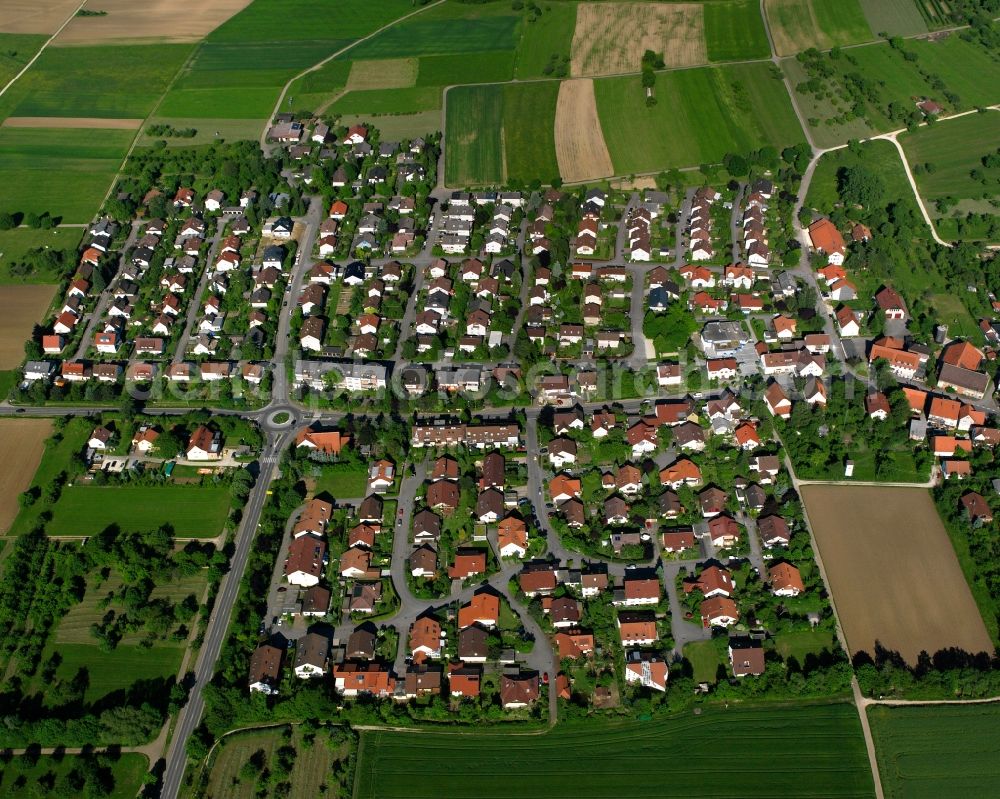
0, 1, 88, 102
261, 0, 447, 146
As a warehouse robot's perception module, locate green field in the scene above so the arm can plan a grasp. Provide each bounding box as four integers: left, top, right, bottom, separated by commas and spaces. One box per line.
595, 62, 805, 174
515, 3, 577, 79
417, 51, 516, 86
0, 752, 148, 799
806, 139, 915, 213
0, 227, 82, 282
48, 642, 184, 703
766, 0, 872, 55
283, 59, 352, 112
206, 0, 416, 42
775, 629, 836, 664
348, 16, 520, 60
684, 639, 720, 682
0, 126, 132, 222
813, 0, 873, 46
857, 0, 927, 37
0, 44, 192, 120
901, 112, 1000, 216
704, 0, 771, 62
0, 34, 46, 95
138, 117, 267, 146
331, 86, 442, 115
47, 485, 231, 538
445, 84, 503, 185
312, 463, 368, 499
356, 704, 875, 798
339, 111, 441, 139
868, 704, 1000, 799
502, 81, 559, 184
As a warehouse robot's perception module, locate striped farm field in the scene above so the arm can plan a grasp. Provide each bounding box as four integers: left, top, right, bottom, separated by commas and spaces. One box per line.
857, 0, 927, 37
503, 81, 559, 184
765, 0, 873, 56
445, 84, 503, 186
703, 0, 771, 61
594, 61, 805, 174
355, 704, 875, 798
868, 704, 1000, 799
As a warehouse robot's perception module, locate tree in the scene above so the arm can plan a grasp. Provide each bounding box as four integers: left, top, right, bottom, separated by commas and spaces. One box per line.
837, 165, 885, 209
723, 153, 748, 176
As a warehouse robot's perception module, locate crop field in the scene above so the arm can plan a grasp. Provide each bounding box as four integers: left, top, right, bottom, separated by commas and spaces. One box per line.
48, 642, 184, 703
0, 752, 148, 799
554, 78, 614, 182
595, 62, 804, 174
416, 51, 516, 87
0, 44, 192, 120
207, 725, 352, 799
802, 485, 993, 663
0, 419, 52, 533
0, 0, 80, 35
331, 86, 441, 115
206, 0, 415, 43
0, 285, 56, 367
347, 16, 520, 60
571, 3, 706, 76
445, 84, 503, 186
868, 704, 1000, 799
765, 0, 872, 56
283, 59, 351, 112
347, 57, 417, 91
56, 0, 254, 44
515, 3, 576, 79
0, 33, 46, 88
47, 485, 232, 538
857, 0, 927, 37
703, 0, 771, 62
355, 704, 875, 798
0, 127, 133, 222
901, 112, 1000, 212
503, 81, 560, 184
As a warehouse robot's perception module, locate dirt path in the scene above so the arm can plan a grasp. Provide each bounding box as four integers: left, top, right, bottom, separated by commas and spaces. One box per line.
554, 78, 614, 182
0, 1, 86, 99
2, 116, 143, 129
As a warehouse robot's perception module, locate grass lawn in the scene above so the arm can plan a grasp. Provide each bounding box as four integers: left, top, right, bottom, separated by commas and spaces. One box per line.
502, 81, 559, 184
48, 642, 184, 703
138, 117, 267, 146
46, 485, 231, 538
900, 112, 1000, 201
0, 44, 192, 120
774, 629, 836, 664
339, 111, 441, 139
805, 140, 914, 213
926, 291, 980, 341
312, 463, 368, 499
868, 704, 1000, 799
347, 16, 520, 60
330, 86, 441, 116
0, 226, 81, 282
684, 639, 720, 683
206, 725, 352, 799
514, 3, 576, 79
355, 704, 875, 798
0, 752, 148, 799
445, 84, 503, 186
417, 51, 515, 86
0, 127, 133, 222
704, 0, 770, 62
857, 0, 927, 37
595, 62, 805, 174
0, 34, 46, 95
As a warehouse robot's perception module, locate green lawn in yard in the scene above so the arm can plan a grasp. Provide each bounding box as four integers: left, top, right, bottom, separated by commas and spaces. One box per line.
0, 44, 192, 120
0, 752, 148, 799
444, 84, 503, 186
0, 226, 81, 283
47, 485, 231, 538
514, 2, 576, 78
704, 0, 771, 62
595, 62, 805, 174
684, 639, 720, 683
312, 463, 368, 499
48, 642, 183, 704
502, 81, 559, 184
774, 629, 836, 664
356, 703, 875, 798
857, 0, 927, 37
868, 704, 1000, 799
0, 127, 133, 223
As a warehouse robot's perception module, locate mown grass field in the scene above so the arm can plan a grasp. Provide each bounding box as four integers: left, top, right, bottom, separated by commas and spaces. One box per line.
356, 704, 875, 798
515, 3, 576, 79
417, 51, 516, 87
0, 33, 46, 93
0, 126, 133, 222
0, 226, 81, 281
0, 753, 148, 799
704, 0, 771, 62
206, 725, 352, 799
806, 139, 915, 213
595, 62, 805, 174
205, 0, 416, 42
868, 704, 1000, 799
339, 111, 441, 139
47, 485, 231, 538
48, 642, 184, 703
311, 463, 368, 499
503, 81, 559, 184
901, 112, 1000, 203
766, 0, 872, 56
0, 44, 192, 120
857, 0, 926, 37
445, 84, 503, 185
330, 86, 442, 115
348, 15, 520, 60
284, 59, 352, 113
